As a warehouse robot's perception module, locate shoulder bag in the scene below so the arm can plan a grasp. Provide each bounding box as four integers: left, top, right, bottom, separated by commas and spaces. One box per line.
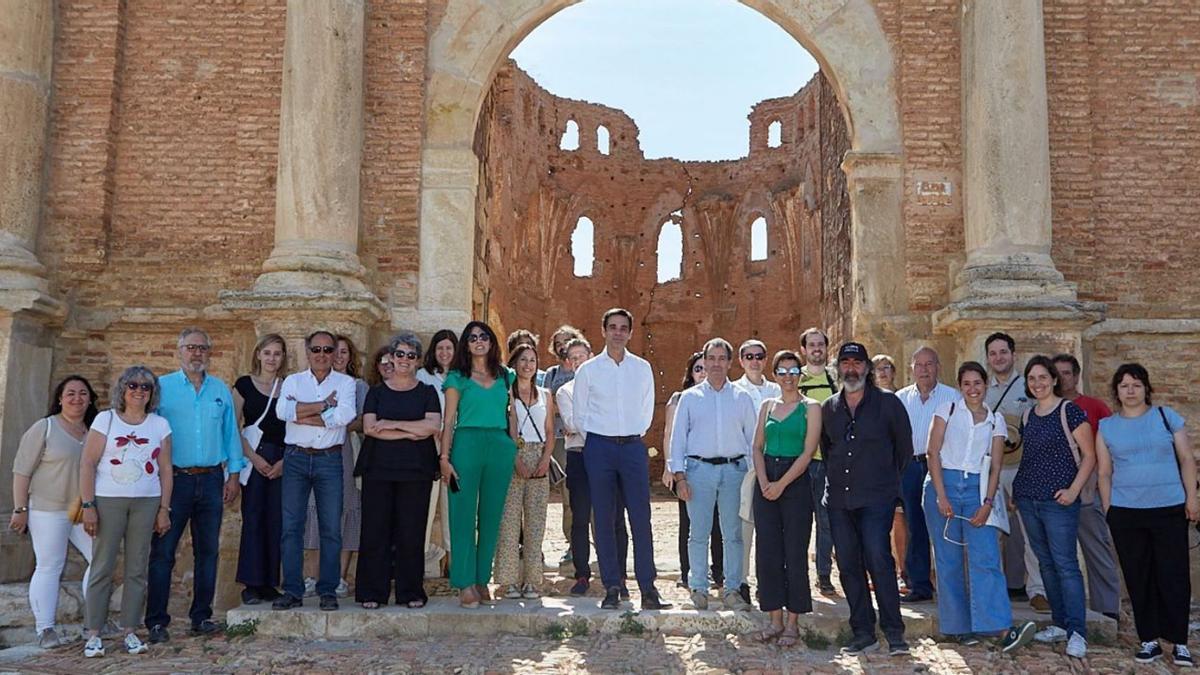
239, 378, 279, 486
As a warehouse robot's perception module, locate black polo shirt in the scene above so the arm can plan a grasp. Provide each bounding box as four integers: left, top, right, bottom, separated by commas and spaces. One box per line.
820, 385, 913, 510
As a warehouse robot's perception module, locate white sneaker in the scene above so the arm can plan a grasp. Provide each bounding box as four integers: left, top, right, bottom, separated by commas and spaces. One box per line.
83, 636, 104, 658
37, 627, 63, 649
1065, 632, 1087, 659
504, 584, 523, 599
1034, 625, 1068, 643
303, 576, 317, 597
335, 578, 350, 598
123, 633, 149, 655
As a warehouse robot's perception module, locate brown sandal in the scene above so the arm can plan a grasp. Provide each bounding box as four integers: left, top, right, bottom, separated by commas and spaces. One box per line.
459, 587, 480, 609
778, 627, 800, 648
758, 625, 785, 642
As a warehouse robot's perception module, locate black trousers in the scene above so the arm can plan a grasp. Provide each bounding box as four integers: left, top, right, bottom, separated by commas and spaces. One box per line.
754, 456, 813, 614
236, 442, 284, 589
678, 497, 723, 584
355, 478, 432, 605
829, 500, 905, 643
1107, 504, 1191, 644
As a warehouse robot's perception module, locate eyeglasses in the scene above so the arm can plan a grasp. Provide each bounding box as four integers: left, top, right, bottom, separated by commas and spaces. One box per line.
393, 350, 419, 360
742, 352, 766, 361
183, 344, 211, 353
309, 346, 335, 354
467, 333, 490, 344
844, 416, 857, 443
775, 367, 801, 376
692, 365, 705, 373
126, 382, 153, 392
943, 515, 974, 547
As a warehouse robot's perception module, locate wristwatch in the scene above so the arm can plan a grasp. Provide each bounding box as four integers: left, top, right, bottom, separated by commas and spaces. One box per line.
12, 506, 28, 514
81, 500, 96, 509
983, 496, 994, 506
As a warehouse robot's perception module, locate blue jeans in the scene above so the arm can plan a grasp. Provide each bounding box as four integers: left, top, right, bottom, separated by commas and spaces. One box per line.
281, 448, 343, 598
582, 434, 657, 591
829, 501, 905, 642
684, 456, 747, 592
145, 470, 223, 628
923, 471, 1011, 635
901, 459, 933, 595
1017, 497, 1086, 637
808, 459, 833, 577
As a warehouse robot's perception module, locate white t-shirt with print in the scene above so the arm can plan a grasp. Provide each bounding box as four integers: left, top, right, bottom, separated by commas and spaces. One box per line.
90, 410, 172, 498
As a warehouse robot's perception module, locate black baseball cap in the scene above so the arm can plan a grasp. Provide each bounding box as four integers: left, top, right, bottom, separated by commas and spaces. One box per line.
837, 342, 869, 362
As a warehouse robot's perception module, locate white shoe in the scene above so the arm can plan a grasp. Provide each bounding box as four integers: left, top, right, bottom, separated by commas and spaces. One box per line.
303, 576, 317, 597
521, 583, 540, 600
123, 633, 149, 655
83, 636, 104, 658
504, 584, 523, 599
1034, 625, 1068, 643
37, 627, 63, 649
1065, 632, 1087, 659
335, 578, 350, 598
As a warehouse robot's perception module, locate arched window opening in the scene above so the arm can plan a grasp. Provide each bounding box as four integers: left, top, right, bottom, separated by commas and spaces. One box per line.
767, 120, 782, 148
597, 125, 610, 155
750, 216, 768, 261
560, 120, 580, 150
656, 221, 682, 283
571, 216, 594, 277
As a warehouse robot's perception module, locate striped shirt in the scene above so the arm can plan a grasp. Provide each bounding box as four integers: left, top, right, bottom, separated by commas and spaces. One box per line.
895, 382, 962, 456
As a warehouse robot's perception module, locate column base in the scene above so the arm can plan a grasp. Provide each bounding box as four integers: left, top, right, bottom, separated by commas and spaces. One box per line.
933, 292, 1105, 367
949, 255, 1077, 306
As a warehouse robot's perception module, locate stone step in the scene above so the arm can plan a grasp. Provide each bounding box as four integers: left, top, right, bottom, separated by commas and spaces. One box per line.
227, 596, 1116, 642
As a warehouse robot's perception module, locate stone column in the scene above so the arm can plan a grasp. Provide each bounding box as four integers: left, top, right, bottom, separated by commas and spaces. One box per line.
954, 0, 1073, 302
935, 0, 1103, 363
0, 1, 65, 582
221, 0, 384, 328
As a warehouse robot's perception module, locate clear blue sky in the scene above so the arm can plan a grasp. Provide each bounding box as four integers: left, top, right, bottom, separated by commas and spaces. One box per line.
510, 0, 819, 161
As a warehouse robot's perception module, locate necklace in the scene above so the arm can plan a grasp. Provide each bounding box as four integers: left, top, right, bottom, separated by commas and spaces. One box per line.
57, 414, 88, 440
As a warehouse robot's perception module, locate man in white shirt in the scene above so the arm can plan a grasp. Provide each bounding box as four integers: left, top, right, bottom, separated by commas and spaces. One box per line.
573, 308, 671, 611
272, 331, 358, 612
894, 346, 961, 603
556, 337, 629, 597
732, 339, 781, 606
672, 338, 758, 611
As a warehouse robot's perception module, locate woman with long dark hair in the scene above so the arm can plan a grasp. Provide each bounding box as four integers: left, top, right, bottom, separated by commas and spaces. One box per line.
440, 320, 516, 607
1097, 363, 1197, 667
662, 351, 723, 589
10, 375, 99, 647
417, 328, 457, 574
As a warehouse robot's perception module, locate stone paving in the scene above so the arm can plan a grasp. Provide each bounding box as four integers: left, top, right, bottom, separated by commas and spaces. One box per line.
3, 499, 1197, 672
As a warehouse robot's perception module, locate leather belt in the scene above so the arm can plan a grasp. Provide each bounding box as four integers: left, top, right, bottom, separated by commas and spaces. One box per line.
593, 434, 641, 445
288, 445, 341, 455
174, 465, 221, 475
687, 455, 745, 465
914, 454, 928, 463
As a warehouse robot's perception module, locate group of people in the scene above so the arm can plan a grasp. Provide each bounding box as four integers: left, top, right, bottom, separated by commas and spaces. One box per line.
7, 315, 1197, 667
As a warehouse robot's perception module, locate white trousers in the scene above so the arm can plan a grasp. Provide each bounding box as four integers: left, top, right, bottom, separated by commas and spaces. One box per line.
28, 509, 93, 632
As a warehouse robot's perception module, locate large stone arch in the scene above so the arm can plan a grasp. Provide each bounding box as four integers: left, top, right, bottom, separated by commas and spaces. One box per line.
400, 0, 908, 351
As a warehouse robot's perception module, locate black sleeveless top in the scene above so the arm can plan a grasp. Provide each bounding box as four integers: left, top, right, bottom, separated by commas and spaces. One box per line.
234, 375, 286, 446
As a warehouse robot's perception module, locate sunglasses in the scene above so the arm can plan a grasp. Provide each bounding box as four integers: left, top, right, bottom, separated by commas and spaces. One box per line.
126, 382, 154, 392
309, 346, 335, 354
692, 364, 705, 373
183, 344, 211, 353
392, 350, 419, 360
467, 333, 491, 344
742, 352, 766, 361
775, 367, 801, 376
943, 514, 974, 547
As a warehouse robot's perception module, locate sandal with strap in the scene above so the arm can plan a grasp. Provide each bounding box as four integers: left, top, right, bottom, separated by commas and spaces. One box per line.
778, 627, 800, 648
758, 625, 785, 642
407, 599, 426, 609
362, 601, 380, 610
459, 587, 480, 609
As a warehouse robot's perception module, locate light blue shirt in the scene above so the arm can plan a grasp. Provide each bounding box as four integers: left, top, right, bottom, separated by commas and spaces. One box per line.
1100, 406, 1186, 509
668, 378, 758, 473
896, 382, 962, 456
157, 370, 245, 472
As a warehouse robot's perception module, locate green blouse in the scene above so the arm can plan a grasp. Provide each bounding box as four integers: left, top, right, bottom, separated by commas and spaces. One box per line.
764, 402, 808, 458
444, 367, 513, 430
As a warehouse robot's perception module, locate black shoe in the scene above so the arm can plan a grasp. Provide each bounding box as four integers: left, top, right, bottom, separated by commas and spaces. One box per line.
1135, 640, 1163, 664
147, 624, 169, 644
260, 586, 283, 601
899, 591, 933, 603
241, 587, 262, 605
601, 587, 621, 610
739, 583, 752, 606
818, 575, 836, 594
640, 588, 672, 610
675, 579, 689, 589
1173, 644, 1194, 668
570, 578, 589, 596
619, 586, 631, 601
319, 594, 339, 611
272, 593, 303, 610
888, 640, 910, 656
841, 635, 879, 654
1007, 586, 1028, 601
190, 619, 220, 636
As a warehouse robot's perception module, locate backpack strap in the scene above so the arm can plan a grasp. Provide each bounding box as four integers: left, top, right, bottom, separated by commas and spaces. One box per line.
1158, 406, 1178, 452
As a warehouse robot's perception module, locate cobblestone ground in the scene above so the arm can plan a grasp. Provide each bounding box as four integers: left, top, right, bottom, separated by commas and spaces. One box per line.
7, 497, 1199, 673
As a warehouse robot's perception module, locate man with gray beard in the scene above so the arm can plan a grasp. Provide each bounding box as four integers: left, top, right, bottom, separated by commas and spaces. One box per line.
821, 342, 913, 656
